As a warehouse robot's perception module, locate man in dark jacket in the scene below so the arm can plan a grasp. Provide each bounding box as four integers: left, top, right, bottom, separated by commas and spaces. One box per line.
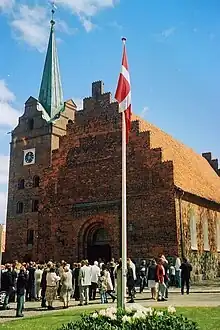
26, 262, 36, 301
127, 262, 135, 303
139, 260, 148, 293
180, 257, 192, 295
16, 266, 28, 317
40, 262, 52, 308
9, 264, 18, 303
2, 264, 15, 310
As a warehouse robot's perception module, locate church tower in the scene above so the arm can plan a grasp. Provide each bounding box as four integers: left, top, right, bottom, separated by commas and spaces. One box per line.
5, 9, 76, 261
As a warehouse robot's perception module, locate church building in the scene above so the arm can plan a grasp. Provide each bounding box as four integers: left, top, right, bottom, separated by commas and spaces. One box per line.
5, 16, 220, 279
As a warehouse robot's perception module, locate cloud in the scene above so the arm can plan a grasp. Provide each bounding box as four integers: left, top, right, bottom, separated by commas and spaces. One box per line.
74, 97, 83, 110
79, 16, 95, 32
0, 0, 14, 11
0, 156, 9, 185
0, 154, 9, 224
0, 192, 7, 224
55, 0, 115, 16
10, 5, 49, 52
2, 1, 118, 47
0, 102, 20, 127
0, 79, 20, 127
154, 27, 176, 42
4, 4, 76, 51
0, 79, 15, 102
55, 0, 117, 32
56, 19, 78, 35
161, 27, 176, 38
140, 106, 149, 117
108, 21, 122, 30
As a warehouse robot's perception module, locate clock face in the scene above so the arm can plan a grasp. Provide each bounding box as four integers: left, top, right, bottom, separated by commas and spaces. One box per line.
25, 151, 34, 164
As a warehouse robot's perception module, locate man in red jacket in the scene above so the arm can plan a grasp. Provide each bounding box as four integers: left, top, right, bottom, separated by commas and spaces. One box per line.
155, 258, 167, 301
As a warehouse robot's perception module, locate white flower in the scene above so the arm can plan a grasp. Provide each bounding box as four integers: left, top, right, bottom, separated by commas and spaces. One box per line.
110, 314, 117, 320
156, 311, 163, 317
122, 315, 132, 323
125, 306, 132, 314
144, 307, 153, 315
99, 309, 106, 316
133, 311, 146, 319
167, 306, 176, 314
105, 311, 114, 319
106, 307, 117, 314
92, 312, 98, 318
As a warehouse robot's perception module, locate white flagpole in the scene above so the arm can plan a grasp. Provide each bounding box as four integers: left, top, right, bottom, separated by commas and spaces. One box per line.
121, 107, 127, 308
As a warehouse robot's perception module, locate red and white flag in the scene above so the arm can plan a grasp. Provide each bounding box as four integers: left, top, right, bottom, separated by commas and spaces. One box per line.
115, 38, 132, 143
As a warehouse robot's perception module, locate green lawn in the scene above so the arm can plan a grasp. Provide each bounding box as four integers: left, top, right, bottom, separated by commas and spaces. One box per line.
0, 307, 219, 330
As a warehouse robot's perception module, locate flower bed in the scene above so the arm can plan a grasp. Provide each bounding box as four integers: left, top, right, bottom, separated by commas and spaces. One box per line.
58, 304, 199, 330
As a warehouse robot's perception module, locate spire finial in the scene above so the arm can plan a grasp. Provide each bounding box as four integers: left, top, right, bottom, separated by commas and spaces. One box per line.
50, 1, 57, 26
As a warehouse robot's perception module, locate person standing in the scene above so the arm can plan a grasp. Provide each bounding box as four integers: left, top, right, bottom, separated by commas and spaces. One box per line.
60, 265, 72, 309
2, 264, 15, 310
127, 258, 137, 297
98, 270, 107, 304
147, 259, 157, 300
89, 261, 100, 300
103, 265, 116, 303
71, 263, 77, 298
16, 266, 28, 317
26, 262, 36, 301
109, 259, 116, 291
35, 265, 43, 300
169, 264, 176, 287
73, 263, 81, 301
139, 260, 147, 293
161, 255, 169, 299
78, 260, 91, 306
127, 261, 135, 303
41, 263, 51, 308
46, 266, 60, 310
10, 263, 18, 303
175, 255, 181, 288
155, 258, 167, 301
180, 257, 192, 295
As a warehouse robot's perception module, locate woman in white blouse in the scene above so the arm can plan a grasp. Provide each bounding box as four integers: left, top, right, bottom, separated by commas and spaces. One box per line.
46, 266, 60, 310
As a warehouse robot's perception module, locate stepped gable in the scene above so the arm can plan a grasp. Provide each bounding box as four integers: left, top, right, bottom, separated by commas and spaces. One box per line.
133, 114, 220, 204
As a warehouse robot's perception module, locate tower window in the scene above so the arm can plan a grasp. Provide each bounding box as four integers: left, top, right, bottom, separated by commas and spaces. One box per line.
28, 119, 34, 130
27, 229, 34, 245
16, 202, 24, 214
18, 179, 25, 190
32, 199, 39, 212
33, 176, 40, 188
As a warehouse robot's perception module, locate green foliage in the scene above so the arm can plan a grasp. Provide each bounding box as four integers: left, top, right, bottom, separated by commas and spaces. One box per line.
58, 306, 199, 330
190, 251, 219, 279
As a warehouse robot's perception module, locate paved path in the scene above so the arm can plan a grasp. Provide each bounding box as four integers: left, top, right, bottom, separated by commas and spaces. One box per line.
0, 289, 220, 324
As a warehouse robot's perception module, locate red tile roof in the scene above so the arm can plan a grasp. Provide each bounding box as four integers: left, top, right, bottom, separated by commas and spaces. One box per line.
133, 115, 220, 204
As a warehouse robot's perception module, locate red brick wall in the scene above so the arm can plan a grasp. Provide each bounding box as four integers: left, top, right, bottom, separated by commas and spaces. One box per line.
38, 94, 177, 263
6, 84, 178, 263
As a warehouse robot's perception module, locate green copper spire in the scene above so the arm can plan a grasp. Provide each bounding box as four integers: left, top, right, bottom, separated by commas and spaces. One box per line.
38, 9, 64, 121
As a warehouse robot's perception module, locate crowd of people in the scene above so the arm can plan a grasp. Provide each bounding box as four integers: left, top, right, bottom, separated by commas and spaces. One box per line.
0, 255, 192, 318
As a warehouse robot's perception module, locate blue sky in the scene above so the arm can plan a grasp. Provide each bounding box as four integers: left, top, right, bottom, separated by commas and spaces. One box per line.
0, 0, 220, 223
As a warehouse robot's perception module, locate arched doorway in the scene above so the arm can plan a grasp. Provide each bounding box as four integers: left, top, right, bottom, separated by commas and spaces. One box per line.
87, 227, 111, 263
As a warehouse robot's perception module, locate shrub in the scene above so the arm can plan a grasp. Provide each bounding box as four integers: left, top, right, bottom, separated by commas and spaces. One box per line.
58, 304, 199, 330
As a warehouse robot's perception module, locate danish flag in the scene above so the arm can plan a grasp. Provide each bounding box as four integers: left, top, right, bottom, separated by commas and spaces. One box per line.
115, 38, 132, 143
